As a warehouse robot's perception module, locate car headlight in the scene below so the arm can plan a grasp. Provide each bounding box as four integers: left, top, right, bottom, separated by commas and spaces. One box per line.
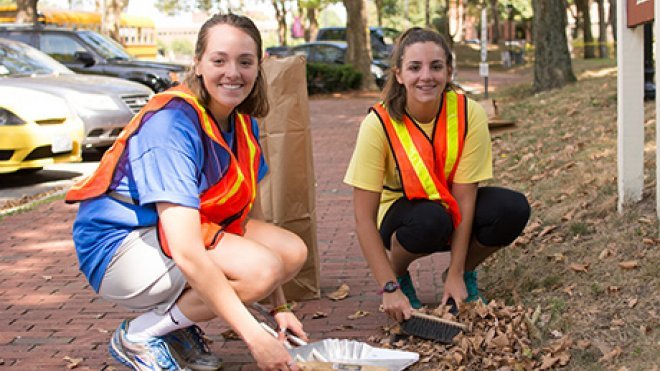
69, 92, 120, 111
0, 108, 26, 126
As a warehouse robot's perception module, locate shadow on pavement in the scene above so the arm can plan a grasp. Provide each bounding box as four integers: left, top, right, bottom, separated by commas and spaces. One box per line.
0, 169, 83, 190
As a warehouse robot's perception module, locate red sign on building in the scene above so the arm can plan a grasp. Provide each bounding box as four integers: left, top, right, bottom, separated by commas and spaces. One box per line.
627, 0, 654, 28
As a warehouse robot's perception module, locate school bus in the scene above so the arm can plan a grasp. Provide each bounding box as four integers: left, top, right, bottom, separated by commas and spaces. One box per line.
0, 5, 157, 59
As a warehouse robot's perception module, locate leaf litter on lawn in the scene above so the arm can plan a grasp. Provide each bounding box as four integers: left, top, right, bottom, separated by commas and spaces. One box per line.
372, 60, 658, 370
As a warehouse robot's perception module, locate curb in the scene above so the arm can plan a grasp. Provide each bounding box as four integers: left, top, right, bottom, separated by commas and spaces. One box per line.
0, 186, 68, 218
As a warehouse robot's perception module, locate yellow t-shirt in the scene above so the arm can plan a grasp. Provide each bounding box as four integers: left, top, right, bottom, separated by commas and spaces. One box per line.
343, 97, 493, 225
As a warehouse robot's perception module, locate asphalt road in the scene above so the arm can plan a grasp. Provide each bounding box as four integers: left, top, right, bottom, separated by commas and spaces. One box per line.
0, 152, 101, 207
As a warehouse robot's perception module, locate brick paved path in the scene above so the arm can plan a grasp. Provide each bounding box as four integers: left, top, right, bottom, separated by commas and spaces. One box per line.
0, 94, 451, 370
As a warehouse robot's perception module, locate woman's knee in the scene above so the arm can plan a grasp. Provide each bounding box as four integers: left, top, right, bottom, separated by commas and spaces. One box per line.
475, 187, 531, 246
272, 228, 308, 275
395, 205, 453, 254
244, 253, 286, 299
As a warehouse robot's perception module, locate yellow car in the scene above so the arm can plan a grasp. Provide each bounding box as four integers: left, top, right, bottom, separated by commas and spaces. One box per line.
0, 86, 84, 173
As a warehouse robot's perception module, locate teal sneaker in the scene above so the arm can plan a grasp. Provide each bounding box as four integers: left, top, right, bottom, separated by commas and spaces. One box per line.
397, 271, 422, 309
464, 271, 486, 303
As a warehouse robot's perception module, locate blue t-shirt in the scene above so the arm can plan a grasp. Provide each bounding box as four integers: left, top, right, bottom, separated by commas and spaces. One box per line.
72, 99, 268, 292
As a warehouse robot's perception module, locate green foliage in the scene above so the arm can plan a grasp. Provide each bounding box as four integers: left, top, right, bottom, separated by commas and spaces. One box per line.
154, 0, 192, 16
381, 0, 398, 16
156, 39, 168, 54
0, 0, 14, 6
306, 62, 362, 94
154, 0, 238, 16
509, 0, 534, 19
171, 38, 193, 56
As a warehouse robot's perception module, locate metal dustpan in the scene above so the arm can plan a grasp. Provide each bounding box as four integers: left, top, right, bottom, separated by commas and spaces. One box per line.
288, 339, 419, 371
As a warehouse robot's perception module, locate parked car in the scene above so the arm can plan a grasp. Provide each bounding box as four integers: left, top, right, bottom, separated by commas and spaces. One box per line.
0, 24, 186, 92
0, 85, 84, 173
265, 45, 293, 58
0, 38, 153, 151
289, 41, 388, 88
315, 26, 400, 60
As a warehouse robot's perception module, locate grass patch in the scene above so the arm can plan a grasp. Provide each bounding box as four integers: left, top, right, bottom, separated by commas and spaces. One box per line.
480, 56, 659, 370
0, 192, 65, 222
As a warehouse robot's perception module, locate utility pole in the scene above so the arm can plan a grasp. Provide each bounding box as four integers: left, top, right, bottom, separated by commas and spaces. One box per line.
480, 4, 489, 97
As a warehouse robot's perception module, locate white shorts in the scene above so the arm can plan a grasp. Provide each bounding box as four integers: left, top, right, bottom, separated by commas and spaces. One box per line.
98, 227, 187, 315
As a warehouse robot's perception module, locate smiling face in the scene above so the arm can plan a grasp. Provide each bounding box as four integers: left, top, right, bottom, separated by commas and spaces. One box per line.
194, 24, 259, 124
395, 41, 452, 119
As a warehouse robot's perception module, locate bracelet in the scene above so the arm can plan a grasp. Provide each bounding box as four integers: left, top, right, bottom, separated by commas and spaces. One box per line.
269, 303, 293, 316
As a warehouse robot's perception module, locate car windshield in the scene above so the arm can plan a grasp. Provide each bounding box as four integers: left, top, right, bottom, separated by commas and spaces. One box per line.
78, 30, 132, 60
0, 41, 73, 77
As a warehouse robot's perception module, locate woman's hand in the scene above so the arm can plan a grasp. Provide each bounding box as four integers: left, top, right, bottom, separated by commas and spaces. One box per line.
441, 271, 467, 307
274, 311, 309, 343
247, 330, 299, 370
382, 290, 413, 322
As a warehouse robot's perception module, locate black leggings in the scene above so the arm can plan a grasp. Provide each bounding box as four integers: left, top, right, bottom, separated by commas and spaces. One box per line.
379, 186, 530, 254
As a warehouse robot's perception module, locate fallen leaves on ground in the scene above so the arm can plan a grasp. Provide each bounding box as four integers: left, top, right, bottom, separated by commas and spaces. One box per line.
63, 356, 82, 369
220, 329, 241, 340
378, 300, 576, 370
312, 311, 328, 319
618, 260, 640, 270
569, 263, 589, 272
327, 283, 350, 301
348, 310, 370, 320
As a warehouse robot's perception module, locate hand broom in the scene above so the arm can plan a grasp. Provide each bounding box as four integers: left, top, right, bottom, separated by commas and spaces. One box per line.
400, 299, 466, 343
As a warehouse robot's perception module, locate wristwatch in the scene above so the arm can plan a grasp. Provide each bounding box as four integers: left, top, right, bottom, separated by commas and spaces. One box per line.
378, 280, 400, 295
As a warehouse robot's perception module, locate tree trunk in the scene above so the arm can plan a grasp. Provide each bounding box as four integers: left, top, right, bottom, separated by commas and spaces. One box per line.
575, 0, 595, 58
403, 0, 409, 21
101, 0, 129, 43
608, 0, 616, 43
425, 0, 430, 27
595, 0, 608, 58
304, 5, 318, 42
272, 0, 288, 46
532, 0, 576, 92
375, 0, 383, 26
342, 0, 377, 91
450, 0, 464, 42
489, 0, 499, 44
16, 0, 38, 24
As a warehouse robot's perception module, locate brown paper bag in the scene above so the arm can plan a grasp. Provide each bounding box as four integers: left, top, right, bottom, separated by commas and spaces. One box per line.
257, 56, 320, 300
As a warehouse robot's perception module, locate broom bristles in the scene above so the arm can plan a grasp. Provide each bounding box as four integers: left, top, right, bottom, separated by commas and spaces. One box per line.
400, 312, 467, 344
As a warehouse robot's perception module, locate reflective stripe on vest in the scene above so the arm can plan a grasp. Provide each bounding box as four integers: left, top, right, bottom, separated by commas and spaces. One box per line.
65, 84, 261, 257
372, 90, 466, 227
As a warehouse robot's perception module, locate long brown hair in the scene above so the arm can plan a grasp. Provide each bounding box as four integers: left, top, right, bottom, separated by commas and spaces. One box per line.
183, 13, 269, 118
381, 27, 456, 121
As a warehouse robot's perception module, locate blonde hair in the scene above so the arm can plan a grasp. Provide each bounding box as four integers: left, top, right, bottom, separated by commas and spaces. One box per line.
381, 27, 457, 121
183, 13, 269, 118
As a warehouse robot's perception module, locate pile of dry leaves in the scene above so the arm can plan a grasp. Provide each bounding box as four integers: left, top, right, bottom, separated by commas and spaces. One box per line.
373, 300, 575, 370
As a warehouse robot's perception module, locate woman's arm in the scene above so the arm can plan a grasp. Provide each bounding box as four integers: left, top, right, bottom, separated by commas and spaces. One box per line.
353, 188, 412, 321
442, 182, 478, 305
157, 203, 294, 369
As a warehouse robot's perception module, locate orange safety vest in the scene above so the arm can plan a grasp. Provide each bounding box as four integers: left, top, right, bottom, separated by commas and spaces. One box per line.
65, 84, 261, 257
371, 90, 467, 227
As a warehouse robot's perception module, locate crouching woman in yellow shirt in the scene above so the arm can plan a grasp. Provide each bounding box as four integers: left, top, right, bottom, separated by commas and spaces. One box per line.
344, 27, 530, 322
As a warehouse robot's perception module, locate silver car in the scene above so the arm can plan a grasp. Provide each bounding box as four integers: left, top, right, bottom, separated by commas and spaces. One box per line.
0, 37, 152, 150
